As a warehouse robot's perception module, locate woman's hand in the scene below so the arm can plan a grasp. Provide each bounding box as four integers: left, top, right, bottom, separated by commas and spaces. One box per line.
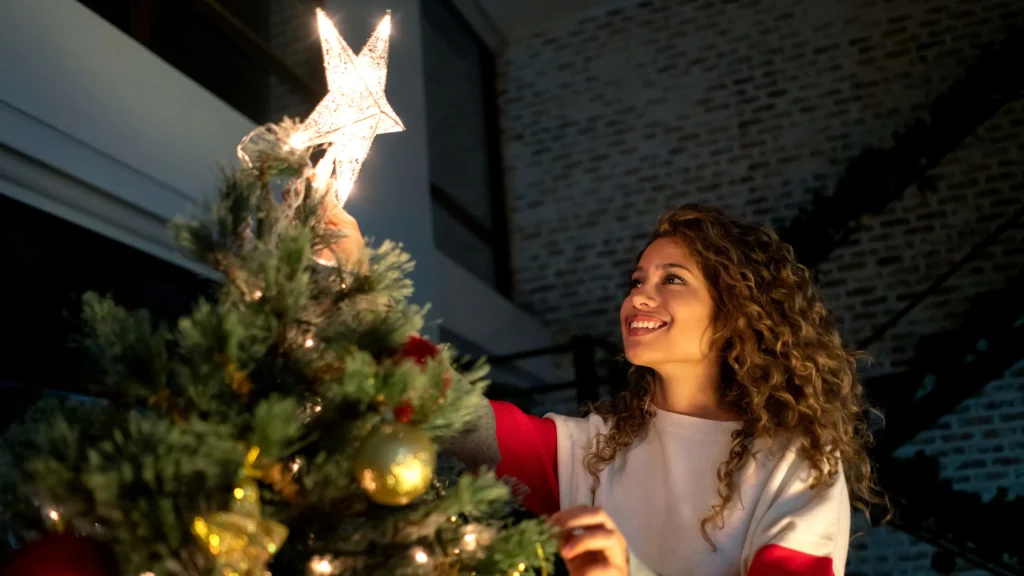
550, 506, 629, 576
317, 201, 367, 273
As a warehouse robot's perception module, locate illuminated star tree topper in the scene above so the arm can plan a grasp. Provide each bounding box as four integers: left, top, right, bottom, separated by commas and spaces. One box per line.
291, 8, 405, 208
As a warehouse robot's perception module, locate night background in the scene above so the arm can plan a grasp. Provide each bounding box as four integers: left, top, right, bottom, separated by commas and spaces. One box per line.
0, 0, 1021, 574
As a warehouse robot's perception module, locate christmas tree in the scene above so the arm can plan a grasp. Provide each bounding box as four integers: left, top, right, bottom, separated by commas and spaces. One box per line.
0, 8, 555, 576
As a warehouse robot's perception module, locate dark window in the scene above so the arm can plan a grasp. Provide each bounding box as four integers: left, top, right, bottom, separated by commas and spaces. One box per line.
77, 0, 131, 32
77, 0, 320, 124
421, 0, 512, 296
149, 0, 272, 122
0, 194, 213, 425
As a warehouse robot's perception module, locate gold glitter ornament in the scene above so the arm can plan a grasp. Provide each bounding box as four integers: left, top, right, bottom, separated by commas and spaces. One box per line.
192, 447, 289, 576
353, 423, 436, 506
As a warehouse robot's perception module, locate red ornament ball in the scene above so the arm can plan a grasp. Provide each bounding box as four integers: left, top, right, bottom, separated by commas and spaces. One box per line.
4, 533, 116, 576
393, 403, 415, 424
396, 336, 439, 365
395, 336, 451, 398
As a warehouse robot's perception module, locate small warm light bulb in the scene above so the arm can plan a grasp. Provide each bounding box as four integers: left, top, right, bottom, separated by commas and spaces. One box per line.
304, 338, 315, 348
47, 509, 60, 521
412, 547, 429, 564
140, 572, 156, 576
518, 563, 527, 571
209, 534, 221, 547
234, 487, 245, 499
252, 290, 263, 300
308, 556, 336, 575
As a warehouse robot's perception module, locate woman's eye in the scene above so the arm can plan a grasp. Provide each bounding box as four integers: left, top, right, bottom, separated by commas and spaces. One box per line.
665, 274, 686, 285
629, 278, 642, 288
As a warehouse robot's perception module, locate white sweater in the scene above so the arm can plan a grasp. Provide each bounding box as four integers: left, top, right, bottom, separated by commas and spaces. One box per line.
548, 409, 851, 576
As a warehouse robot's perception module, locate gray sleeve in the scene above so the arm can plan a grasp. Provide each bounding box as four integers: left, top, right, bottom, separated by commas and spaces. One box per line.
440, 399, 501, 471
629, 548, 660, 576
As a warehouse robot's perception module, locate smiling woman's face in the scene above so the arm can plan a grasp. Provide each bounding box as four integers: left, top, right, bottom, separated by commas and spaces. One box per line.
620, 237, 717, 370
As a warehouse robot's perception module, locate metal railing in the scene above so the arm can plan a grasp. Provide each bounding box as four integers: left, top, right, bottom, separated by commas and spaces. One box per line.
487, 336, 625, 408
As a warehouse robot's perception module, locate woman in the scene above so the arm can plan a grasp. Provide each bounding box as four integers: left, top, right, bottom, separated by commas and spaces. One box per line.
332, 204, 883, 576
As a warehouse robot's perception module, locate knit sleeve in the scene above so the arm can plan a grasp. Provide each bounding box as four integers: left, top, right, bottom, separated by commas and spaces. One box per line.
441, 399, 559, 516
743, 450, 851, 576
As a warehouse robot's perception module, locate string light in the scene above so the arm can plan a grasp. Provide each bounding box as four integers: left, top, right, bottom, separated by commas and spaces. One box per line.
252, 290, 263, 300
461, 531, 478, 552
47, 508, 60, 522
304, 337, 315, 348
411, 547, 429, 564
458, 524, 495, 556
139, 572, 156, 576
300, 397, 323, 423
308, 555, 337, 575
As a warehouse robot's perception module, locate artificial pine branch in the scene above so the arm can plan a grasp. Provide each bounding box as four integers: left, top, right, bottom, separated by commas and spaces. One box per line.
0, 116, 554, 575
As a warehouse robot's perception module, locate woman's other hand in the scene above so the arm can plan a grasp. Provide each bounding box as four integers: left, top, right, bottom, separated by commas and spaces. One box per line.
550, 506, 629, 576
318, 201, 367, 273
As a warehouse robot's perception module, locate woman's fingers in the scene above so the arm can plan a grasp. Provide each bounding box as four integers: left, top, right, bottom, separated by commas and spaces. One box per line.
315, 204, 367, 272
550, 505, 617, 532
560, 527, 621, 560
565, 553, 616, 576
550, 507, 629, 575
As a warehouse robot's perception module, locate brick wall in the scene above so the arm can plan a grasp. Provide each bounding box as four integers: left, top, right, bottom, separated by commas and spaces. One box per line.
818, 99, 1024, 374
500, 0, 1022, 342
845, 359, 1024, 576
498, 0, 1024, 573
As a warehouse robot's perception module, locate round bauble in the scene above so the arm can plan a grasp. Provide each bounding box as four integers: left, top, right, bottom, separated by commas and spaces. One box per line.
353, 423, 436, 506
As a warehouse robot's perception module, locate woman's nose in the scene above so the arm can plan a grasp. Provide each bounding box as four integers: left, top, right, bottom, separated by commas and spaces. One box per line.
631, 287, 658, 308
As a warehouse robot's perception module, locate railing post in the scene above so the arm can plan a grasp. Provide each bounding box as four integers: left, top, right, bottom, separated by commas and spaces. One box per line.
572, 336, 599, 407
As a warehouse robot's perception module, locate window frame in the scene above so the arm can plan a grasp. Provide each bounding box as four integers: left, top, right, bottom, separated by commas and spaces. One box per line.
423, 0, 513, 297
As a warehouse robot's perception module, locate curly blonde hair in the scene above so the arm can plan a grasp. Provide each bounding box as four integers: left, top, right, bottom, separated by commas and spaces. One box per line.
584, 204, 885, 547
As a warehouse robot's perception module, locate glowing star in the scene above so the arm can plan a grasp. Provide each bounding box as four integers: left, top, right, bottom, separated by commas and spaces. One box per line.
291, 8, 405, 208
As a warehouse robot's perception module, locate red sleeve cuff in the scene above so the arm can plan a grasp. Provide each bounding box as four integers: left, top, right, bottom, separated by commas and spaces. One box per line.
490, 400, 559, 515
748, 544, 835, 576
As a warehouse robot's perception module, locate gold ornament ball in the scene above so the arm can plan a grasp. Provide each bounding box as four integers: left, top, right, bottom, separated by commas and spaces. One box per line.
353, 423, 436, 506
